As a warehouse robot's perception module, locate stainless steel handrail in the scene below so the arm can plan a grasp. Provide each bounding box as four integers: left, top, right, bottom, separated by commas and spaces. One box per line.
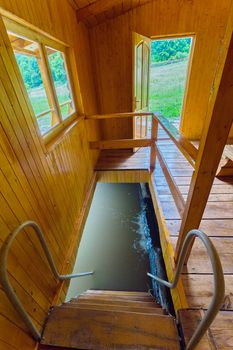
0, 220, 94, 341
147, 229, 225, 350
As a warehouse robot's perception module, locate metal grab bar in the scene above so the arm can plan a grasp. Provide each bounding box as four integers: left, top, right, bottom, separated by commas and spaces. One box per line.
0, 220, 94, 341
147, 229, 225, 350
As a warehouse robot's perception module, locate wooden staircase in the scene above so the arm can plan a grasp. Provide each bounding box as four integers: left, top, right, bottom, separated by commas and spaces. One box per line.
39, 290, 180, 350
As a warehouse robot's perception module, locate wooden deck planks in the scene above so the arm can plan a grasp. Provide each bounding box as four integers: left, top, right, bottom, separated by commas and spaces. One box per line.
179, 309, 233, 349
95, 148, 150, 170
170, 236, 233, 274
181, 274, 233, 310
166, 219, 233, 237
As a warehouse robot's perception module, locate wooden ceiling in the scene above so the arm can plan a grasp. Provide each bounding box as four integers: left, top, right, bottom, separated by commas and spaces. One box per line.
69, 0, 153, 26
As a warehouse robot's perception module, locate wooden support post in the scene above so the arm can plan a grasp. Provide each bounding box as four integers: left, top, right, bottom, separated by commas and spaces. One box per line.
175, 15, 233, 262
150, 116, 158, 171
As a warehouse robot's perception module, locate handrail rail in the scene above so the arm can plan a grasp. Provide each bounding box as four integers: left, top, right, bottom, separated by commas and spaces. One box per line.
152, 114, 197, 168
85, 112, 153, 119
0, 221, 94, 341
85, 112, 196, 168
147, 229, 225, 350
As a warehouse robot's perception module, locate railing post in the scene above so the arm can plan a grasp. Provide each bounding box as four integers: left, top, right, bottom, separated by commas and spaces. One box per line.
150, 115, 158, 171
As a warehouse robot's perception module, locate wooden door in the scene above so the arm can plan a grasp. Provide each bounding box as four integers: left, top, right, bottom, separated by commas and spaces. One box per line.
133, 32, 151, 140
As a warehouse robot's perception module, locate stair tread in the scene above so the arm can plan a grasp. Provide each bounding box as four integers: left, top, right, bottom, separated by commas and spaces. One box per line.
78, 294, 154, 302
70, 297, 160, 308
42, 308, 180, 350
85, 290, 151, 296
61, 303, 165, 314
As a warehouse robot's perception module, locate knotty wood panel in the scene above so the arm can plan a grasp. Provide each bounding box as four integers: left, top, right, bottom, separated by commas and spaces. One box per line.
90, 0, 232, 139
0, 1, 99, 349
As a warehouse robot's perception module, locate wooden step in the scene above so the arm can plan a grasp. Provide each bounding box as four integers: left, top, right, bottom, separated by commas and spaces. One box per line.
70, 297, 160, 308
61, 303, 165, 315
84, 289, 151, 297
39, 346, 70, 350
77, 294, 155, 302
41, 307, 180, 350
78, 292, 155, 301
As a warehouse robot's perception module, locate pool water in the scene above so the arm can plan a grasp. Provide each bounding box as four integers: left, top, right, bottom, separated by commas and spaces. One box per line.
66, 183, 158, 300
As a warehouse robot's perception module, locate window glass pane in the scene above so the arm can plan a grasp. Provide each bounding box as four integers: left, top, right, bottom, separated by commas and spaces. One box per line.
46, 47, 75, 120
37, 112, 53, 135
8, 32, 58, 135
142, 43, 149, 109
136, 43, 142, 110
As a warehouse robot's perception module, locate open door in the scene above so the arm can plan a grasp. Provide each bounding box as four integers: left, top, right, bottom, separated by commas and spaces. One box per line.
133, 32, 151, 141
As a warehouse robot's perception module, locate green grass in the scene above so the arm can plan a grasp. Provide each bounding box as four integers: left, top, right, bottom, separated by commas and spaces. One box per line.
27, 83, 72, 135
149, 58, 189, 120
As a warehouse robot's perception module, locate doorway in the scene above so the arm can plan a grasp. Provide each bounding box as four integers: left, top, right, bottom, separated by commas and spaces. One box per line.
149, 36, 193, 127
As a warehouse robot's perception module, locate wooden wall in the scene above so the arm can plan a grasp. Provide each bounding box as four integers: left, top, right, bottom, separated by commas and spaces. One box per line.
90, 0, 232, 140
0, 1, 99, 349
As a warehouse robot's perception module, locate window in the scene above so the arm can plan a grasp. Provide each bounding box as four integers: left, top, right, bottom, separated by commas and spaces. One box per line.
6, 25, 76, 137
46, 47, 74, 120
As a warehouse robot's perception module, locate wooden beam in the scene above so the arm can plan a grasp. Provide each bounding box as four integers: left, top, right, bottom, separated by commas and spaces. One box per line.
155, 115, 197, 168
175, 8, 233, 261
217, 158, 233, 177
155, 144, 185, 216
90, 138, 152, 150
217, 145, 233, 177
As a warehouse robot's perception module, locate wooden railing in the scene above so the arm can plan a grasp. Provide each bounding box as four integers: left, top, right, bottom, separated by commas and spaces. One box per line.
87, 112, 156, 168
86, 112, 205, 262
86, 112, 196, 219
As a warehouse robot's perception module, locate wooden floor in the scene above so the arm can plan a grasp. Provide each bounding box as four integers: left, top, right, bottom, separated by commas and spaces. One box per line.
96, 126, 233, 349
